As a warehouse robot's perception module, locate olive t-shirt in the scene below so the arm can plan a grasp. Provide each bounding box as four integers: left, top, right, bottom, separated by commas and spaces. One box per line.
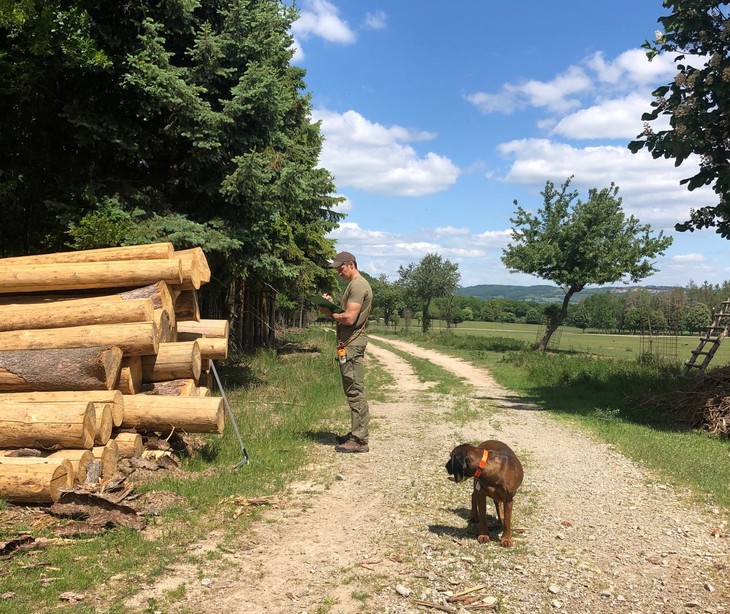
337, 275, 372, 349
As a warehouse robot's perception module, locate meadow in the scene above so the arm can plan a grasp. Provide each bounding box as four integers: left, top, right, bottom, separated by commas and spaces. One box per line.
367, 319, 730, 365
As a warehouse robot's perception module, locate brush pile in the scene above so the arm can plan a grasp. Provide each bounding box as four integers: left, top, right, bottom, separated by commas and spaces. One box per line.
629, 366, 730, 437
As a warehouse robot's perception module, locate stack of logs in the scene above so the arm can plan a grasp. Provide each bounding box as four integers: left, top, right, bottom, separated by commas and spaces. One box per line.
0, 243, 230, 504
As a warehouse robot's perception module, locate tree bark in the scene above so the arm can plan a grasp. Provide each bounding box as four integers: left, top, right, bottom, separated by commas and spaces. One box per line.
538, 286, 579, 351
119, 281, 175, 317
0, 401, 96, 449
0, 242, 174, 266
0, 259, 183, 294
140, 378, 198, 396
0, 322, 159, 356
0, 297, 154, 332
141, 341, 201, 382
121, 395, 224, 433
154, 309, 175, 343
0, 457, 73, 503
0, 346, 123, 391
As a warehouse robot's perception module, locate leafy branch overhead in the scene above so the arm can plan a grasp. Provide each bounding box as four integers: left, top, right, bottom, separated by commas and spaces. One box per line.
628, 0, 730, 236
502, 177, 672, 350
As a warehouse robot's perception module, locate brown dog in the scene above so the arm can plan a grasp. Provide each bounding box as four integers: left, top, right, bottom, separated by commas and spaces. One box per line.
445, 440, 523, 547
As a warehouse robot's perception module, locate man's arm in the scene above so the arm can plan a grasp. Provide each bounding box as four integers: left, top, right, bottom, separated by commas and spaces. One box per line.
332, 301, 362, 326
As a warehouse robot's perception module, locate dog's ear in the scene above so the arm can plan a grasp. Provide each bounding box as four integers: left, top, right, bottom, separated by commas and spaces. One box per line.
447, 453, 466, 483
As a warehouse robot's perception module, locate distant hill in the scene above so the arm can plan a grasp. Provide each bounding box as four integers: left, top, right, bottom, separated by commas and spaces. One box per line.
458, 284, 676, 304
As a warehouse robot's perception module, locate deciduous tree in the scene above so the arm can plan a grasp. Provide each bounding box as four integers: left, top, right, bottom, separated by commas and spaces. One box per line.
398, 253, 460, 333
502, 178, 673, 350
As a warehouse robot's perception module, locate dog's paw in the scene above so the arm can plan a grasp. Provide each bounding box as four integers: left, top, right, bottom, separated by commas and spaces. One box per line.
477, 534, 490, 543
499, 536, 513, 547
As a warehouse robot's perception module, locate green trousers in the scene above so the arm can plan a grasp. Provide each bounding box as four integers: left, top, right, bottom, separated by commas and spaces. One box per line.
339, 344, 369, 442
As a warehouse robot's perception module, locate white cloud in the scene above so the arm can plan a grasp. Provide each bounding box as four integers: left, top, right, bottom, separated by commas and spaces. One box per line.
551, 92, 662, 140
496, 138, 716, 228
363, 10, 387, 30
465, 49, 681, 121
313, 108, 460, 196
291, 0, 356, 43
586, 49, 677, 87
466, 65, 592, 115
290, 0, 355, 58
672, 253, 706, 263
434, 226, 470, 237
471, 229, 513, 248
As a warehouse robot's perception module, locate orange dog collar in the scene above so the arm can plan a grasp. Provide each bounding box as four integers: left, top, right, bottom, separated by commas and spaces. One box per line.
473, 449, 489, 479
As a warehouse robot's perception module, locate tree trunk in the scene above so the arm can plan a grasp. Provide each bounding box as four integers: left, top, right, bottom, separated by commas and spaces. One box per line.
174, 335, 227, 360
0, 322, 159, 356
0, 346, 123, 391
176, 319, 229, 338
121, 395, 224, 433
141, 341, 201, 382
538, 286, 579, 351
120, 281, 175, 317
176, 247, 210, 290
93, 403, 113, 445
117, 356, 143, 395
174, 290, 200, 322
46, 449, 94, 483
140, 378, 198, 396
0, 242, 174, 266
0, 401, 96, 449
0, 297, 154, 332
112, 432, 143, 458
0, 390, 124, 427
92, 440, 118, 479
0, 259, 183, 294
0, 457, 73, 503
154, 308, 175, 343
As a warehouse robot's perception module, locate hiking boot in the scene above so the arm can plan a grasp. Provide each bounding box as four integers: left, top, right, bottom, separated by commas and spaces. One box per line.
335, 437, 369, 453
335, 432, 352, 444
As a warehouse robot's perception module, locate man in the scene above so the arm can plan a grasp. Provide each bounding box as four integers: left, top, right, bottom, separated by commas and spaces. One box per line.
320, 251, 373, 453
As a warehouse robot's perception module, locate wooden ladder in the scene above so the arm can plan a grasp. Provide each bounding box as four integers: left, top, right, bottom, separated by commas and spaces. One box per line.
681, 299, 730, 376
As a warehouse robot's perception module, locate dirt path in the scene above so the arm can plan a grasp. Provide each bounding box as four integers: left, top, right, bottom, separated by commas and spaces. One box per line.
126, 337, 729, 614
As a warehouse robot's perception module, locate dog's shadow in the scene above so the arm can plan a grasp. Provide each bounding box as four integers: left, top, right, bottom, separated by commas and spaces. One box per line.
429, 506, 503, 541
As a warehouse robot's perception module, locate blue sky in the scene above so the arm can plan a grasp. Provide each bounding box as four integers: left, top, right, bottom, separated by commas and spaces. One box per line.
289, 0, 729, 288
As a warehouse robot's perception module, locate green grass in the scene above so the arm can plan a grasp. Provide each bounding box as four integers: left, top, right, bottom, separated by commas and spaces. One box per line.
374, 328, 730, 513
367, 318, 730, 364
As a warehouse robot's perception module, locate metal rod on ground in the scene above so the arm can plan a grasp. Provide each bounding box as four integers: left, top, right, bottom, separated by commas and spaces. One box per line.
210, 360, 249, 468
